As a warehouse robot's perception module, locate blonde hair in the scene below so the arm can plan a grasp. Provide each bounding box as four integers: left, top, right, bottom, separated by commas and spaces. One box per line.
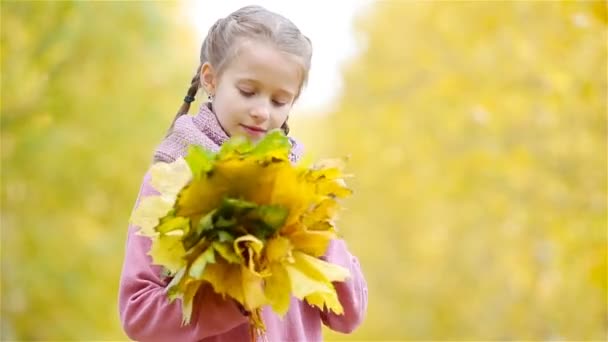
166, 5, 313, 136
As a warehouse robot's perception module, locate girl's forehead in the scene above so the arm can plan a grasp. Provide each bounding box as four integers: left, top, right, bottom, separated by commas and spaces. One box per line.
225, 40, 302, 94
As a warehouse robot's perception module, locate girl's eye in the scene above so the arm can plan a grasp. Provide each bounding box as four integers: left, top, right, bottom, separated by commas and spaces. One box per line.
239, 89, 254, 97
272, 99, 287, 107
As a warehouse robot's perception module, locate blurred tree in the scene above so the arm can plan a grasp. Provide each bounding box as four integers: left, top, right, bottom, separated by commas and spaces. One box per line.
2, 1, 606, 341
2, 1, 199, 340
325, 1, 606, 340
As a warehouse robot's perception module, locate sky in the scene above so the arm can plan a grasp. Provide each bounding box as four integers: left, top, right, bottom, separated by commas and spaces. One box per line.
182, 0, 372, 114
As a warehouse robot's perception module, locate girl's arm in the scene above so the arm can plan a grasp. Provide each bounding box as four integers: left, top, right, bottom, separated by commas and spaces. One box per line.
319, 238, 368, 333
118, 172, 248, 342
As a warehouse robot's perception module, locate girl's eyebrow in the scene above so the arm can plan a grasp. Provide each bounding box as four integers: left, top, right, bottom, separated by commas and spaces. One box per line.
236, 78, 262, 87
237, 78, 258, 84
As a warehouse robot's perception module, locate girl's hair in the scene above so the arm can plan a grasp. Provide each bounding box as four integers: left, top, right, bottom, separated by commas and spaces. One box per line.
165, 5, 313, 137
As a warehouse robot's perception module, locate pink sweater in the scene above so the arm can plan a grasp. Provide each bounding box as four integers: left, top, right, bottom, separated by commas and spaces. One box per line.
118, 104, 368, 341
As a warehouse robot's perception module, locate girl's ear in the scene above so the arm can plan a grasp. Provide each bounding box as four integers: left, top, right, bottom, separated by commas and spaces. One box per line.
200, 62, 217, 95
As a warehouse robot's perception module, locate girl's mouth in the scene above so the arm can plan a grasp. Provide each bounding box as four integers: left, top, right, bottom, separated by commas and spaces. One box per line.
240, 124, 267, 138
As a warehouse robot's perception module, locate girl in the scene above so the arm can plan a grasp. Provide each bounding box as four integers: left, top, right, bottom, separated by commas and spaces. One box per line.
118, 5, 367, 342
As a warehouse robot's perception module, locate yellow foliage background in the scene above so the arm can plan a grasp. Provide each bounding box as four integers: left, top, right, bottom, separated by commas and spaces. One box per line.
1, 1, 606, 341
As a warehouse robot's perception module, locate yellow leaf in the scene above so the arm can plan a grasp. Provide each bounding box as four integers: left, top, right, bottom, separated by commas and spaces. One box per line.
212, 158, 276, 204
180, 280, 202, 326
234, 235, 264, 256
264, 263, 292, 316
149, 234, 186, 274
307, 220, 335, 232
288, 230, 335, 257
202, 260, 244, 304
302, 199, 339, 228
212, 242, 241, 264
293, 251, 350, 283
308, 157, 348, 180
241, 266, 267, 310
264, 236, 293, 263
131, 196, 174, 236
234, 235, 265, 275
270, 167, 315, 226
150, 157, 192, 198
157, 216, 190, 235
287, 252, 348, 315
316, 178, 352, 198
176, 178, 224, 217
284, 263, 333, 298
305, 290, 344, 315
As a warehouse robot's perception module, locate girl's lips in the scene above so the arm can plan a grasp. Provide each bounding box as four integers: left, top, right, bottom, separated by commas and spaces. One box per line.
240, 124, 267, 137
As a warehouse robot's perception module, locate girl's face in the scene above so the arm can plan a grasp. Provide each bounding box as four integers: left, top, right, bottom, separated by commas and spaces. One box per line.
201, 39, 302, 141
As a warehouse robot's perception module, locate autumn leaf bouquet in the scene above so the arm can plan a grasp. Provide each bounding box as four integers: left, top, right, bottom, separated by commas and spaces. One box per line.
130, 131, 352, 337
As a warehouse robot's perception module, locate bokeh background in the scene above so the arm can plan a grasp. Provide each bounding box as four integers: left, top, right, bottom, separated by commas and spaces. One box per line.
1, 1, 606, 341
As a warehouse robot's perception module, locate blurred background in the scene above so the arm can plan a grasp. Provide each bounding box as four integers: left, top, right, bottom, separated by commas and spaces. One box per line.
1, 0, 606, 341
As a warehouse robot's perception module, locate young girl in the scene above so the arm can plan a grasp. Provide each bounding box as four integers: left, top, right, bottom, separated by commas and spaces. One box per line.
118, 6, 367, 342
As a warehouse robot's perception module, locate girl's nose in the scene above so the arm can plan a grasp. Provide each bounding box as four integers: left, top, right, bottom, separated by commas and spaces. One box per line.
249, 104, 270, 122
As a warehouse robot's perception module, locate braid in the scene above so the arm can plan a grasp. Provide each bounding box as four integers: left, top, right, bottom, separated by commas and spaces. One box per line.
163, 65, 202, 138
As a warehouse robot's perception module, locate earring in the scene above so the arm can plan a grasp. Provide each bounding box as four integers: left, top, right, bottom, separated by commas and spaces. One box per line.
208, 94, 214, 102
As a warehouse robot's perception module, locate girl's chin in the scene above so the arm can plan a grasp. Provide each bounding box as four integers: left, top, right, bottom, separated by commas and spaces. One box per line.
233, 130, 265, 142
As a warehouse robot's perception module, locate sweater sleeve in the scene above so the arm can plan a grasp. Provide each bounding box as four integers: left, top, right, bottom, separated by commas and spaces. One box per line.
319, 238, 368, 334
118, 171, 248, 342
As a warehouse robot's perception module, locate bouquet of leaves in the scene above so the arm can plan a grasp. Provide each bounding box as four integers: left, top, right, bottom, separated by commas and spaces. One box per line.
130, 131, 352, 338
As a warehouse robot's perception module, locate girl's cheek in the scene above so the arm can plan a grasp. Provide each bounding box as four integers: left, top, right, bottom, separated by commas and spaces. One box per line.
273, 113, 287, 128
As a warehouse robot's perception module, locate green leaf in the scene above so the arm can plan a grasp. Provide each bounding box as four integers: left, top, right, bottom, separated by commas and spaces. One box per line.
166, 267, 187, 301
160, 267, 173, 278
188, 247, 216, 278
242, 204, 288, 240
183, 210, 215, 250
197, 210, 215, 232
217, 230, 234, 243
255, 204, 288, 229
215, 216, 237, 229
217, 136, 253, 160
250, 222, 276, 241
250, 130, 290, 160
214, 197, 257, 226
222, 197, 257, 211
184, 145, 215, 180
